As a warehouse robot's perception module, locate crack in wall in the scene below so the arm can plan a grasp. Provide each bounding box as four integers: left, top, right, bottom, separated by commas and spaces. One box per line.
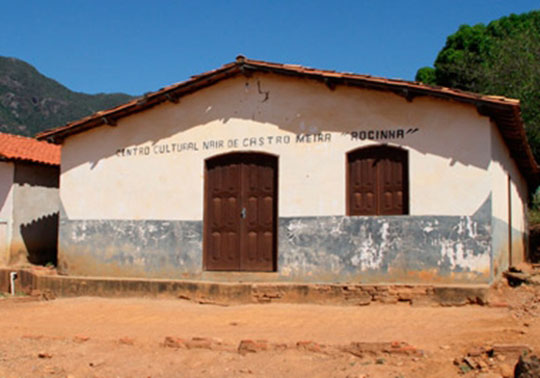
256, 80, 269, 102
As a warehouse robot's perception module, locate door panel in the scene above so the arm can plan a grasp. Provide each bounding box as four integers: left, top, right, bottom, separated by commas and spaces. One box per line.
349, 154, 377, 215
205, 158, 242, 270
378, 149, 407, 215
205, 153, 277, 271
262, 196, 273, 226
240, 155, 277, 271
210, 232, 221, 261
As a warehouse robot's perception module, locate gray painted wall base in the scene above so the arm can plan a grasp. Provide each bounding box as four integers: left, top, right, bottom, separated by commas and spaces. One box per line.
58, 219, 202, 278
278, 214, 490, 283
58, 196, 493, 283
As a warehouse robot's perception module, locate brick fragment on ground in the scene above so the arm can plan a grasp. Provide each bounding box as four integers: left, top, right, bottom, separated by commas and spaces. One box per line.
389, 341, 424, 356
185, 337, 213, 349
467, 346, 488, 357
490, 344, 532, 359
344, 342, 388, 357
161, 336, 186, 348
270, 342, 289, 351
342, 340, 424, 359
296, 340, 324, 353
390, 344, 423, 356
463, 356, 481, 369
238, 339, 269, 355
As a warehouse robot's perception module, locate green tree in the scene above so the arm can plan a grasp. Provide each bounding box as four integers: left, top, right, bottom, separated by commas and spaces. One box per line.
416, 10, 540, 162
415, 66, 436, 85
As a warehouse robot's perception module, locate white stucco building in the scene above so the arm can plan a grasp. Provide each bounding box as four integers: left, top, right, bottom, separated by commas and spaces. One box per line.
0, 133, 60, 266
38, 57, 538, 284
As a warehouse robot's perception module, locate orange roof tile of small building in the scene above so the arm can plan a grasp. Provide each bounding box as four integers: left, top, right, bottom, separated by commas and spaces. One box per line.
0, 133, 60, 165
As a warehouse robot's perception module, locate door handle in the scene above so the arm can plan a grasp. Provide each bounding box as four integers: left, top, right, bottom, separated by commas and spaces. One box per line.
241, 207, 247, 219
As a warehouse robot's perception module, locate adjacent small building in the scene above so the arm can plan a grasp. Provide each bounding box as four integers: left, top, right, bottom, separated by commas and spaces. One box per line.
38, 57, 539, 285
0, 133, 60, 266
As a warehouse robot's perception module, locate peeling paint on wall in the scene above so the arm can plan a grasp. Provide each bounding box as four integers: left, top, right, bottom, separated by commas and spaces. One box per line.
58, 220, 202, 278
491, 216, 527, 280
58, 196, 492, 284
277, 195, 491, 283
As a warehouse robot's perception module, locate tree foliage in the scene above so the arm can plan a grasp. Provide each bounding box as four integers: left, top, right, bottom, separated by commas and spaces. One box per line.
416, 10, 540, 162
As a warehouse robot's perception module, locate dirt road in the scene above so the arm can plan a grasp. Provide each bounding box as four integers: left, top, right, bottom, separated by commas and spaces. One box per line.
0, 282, 538, 377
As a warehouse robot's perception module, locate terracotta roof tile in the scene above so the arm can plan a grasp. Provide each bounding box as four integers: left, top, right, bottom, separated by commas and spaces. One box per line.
0, 133, 60, 165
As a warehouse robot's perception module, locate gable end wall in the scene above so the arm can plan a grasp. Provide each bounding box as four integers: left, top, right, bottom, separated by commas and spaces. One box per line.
57, 73, 500, 284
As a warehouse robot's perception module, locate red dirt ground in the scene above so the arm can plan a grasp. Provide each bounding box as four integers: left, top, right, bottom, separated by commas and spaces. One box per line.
0, 282, 538, 378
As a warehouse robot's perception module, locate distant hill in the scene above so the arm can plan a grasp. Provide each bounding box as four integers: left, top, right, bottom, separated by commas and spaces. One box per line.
0, 56, 134, 137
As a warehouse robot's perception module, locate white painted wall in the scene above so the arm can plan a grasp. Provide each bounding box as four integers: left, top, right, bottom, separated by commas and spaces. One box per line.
0, 161, 14, 265
9, 163, 60, 265
490, 122, 529, 273
60, 73, 495, 221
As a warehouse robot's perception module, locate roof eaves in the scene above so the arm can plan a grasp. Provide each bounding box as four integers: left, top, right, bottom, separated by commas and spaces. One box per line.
6, 157, 59, 166
37, 58, 520, 142
34, 57, 538, 186
37, 62, 242, 143
241, 58, 520, 108
0, 152, 59, 166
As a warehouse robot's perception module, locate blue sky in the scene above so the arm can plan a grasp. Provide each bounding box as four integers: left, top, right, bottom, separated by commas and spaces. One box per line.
1, 1, 539, 96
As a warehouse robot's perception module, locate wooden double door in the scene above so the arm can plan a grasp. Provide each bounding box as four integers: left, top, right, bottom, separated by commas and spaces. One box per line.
204, 153, 277, 271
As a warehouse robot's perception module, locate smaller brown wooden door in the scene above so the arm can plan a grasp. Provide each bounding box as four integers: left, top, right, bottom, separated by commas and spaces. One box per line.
347, 146, 408, 216
204, 153, 277, 271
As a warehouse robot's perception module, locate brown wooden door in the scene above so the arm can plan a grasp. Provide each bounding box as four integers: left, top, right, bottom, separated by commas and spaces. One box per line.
379, 154, 406, 215
349, 153, 378, 215
348, 146, 408, 216
204, 153, 277, 271
205, 154, 243, 270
